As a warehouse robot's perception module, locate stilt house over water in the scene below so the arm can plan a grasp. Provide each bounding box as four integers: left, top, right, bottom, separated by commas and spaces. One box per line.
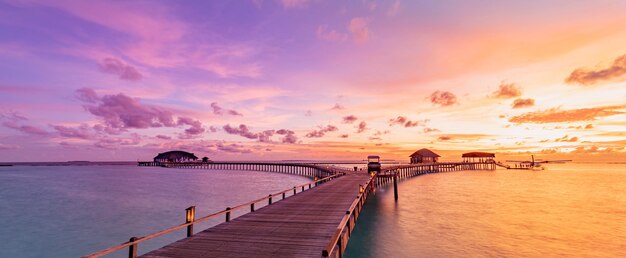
461, 152, 495, 163
409, 148, 440, 163
154, 150, 198, 163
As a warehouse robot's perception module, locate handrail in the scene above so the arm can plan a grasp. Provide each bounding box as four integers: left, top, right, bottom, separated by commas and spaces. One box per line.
83, 171, 344, 258
322, 174, 375, 257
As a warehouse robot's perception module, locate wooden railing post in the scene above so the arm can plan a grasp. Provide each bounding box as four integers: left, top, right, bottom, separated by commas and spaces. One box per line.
301, 185, 305, 191
293, 186, 297, 195
282, 192, 286, 199
225, 207, 231, 222
185, 206, 195, 237
393, 174, 399, 201
128, 237, 138, 258
268, 194, 273, 205
250, 203, 255, 212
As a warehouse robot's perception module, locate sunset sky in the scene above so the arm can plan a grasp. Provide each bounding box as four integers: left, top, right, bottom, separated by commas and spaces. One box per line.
1, 0, 625, 162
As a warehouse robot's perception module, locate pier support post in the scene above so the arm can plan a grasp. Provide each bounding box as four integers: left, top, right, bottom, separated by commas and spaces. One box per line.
128, 237, 138, 258
185, 206, 195, 237
393, 175, 398, 201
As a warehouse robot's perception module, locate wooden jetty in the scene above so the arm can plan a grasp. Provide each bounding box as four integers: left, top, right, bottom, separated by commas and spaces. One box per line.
84, 161, 496, 258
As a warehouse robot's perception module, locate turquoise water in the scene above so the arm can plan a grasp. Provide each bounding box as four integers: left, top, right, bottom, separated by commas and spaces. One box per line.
344, 163, 626, 258
0, 165, 310, 258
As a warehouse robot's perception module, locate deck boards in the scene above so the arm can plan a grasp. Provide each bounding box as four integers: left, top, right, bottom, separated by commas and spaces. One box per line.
142, 174, 370, 258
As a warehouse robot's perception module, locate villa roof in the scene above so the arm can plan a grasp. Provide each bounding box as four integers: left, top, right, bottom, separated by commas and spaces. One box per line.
154, 150, 198, 160
409, 148, 440, 158
462, 152, 495, 158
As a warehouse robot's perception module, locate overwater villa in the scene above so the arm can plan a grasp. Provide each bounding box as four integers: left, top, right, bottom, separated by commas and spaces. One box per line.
409, 148, 440, 163
461, 152, 495, 163
153, 150, 198, 163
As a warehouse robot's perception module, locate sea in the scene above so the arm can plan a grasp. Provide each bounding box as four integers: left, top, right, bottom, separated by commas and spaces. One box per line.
0, 163, 624, 258
344, 163, 626, 258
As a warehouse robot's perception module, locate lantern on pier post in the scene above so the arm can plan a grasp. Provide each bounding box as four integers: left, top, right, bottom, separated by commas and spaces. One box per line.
359, 184, 364, 194
185, 206, 195, 237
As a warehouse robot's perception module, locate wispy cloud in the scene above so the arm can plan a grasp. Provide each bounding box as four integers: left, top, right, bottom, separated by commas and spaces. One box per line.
330, 103, 345, 110
211, 102, 243, 116
348, 17, 370, 43
280, 0, 309, 9
554, 135, 578, 142
98, 57, 142, 81
317, 25, 347, 42
566, 54, 626, 85
509, 105, 626, 123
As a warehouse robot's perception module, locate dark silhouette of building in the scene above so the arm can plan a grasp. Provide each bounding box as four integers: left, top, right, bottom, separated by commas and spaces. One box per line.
409, 148, 440, 163
154, 150, 198, 163
462, 152, 495, 163
202, 157, 210, 163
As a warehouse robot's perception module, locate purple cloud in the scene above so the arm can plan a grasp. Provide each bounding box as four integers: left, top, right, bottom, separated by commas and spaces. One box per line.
210, 102, 243, 116
356, 121, 367, 133
388, 116, 428, 127
76, 88, 204, 136
98, 57, 142, 81
156, 135, 172, 140
276, 129, 298, 144
330, 103, 345, 110
305, 125, 338, 138
2, 120, 49, 136
177, 117, 205, 136
51, 124, 92, 139
216, 143, 252, 154
342, 115, 358, 124
223, 124, 296, 143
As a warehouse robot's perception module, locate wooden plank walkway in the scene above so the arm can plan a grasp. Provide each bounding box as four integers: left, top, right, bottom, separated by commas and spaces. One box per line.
142, 174, 371, 258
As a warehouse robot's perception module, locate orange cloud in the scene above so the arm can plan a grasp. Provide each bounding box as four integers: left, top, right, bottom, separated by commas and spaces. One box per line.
429, 90, 458, 106
511, 98, 535, 109
565, 54, 626, 85
492, 82, 522, 98
554, 135, 578, 142
509, 105, 626, 123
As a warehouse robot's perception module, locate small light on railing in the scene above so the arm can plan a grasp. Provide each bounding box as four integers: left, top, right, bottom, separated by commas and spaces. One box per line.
314, 176, 319, 181
186, 206, 195, 223
370, 172, 375, 177
359, 184, 364, 193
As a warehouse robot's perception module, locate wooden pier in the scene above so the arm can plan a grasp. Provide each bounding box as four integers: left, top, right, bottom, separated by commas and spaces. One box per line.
84, 161, 496, 258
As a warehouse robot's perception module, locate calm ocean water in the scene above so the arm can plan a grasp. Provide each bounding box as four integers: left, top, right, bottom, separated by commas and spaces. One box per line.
344, 163, 626, 258
0, 165, 310, 258
1, 163, 624, 258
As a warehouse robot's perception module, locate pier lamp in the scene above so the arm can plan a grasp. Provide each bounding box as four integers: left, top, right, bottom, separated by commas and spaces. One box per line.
359, 184, 364, 193
370, 172, 375, 177
185, 206, 195, 237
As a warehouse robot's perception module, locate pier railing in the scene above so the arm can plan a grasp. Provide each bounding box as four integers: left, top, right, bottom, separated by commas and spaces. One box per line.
322, 174, 376, 258
82, 173, 345, 258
